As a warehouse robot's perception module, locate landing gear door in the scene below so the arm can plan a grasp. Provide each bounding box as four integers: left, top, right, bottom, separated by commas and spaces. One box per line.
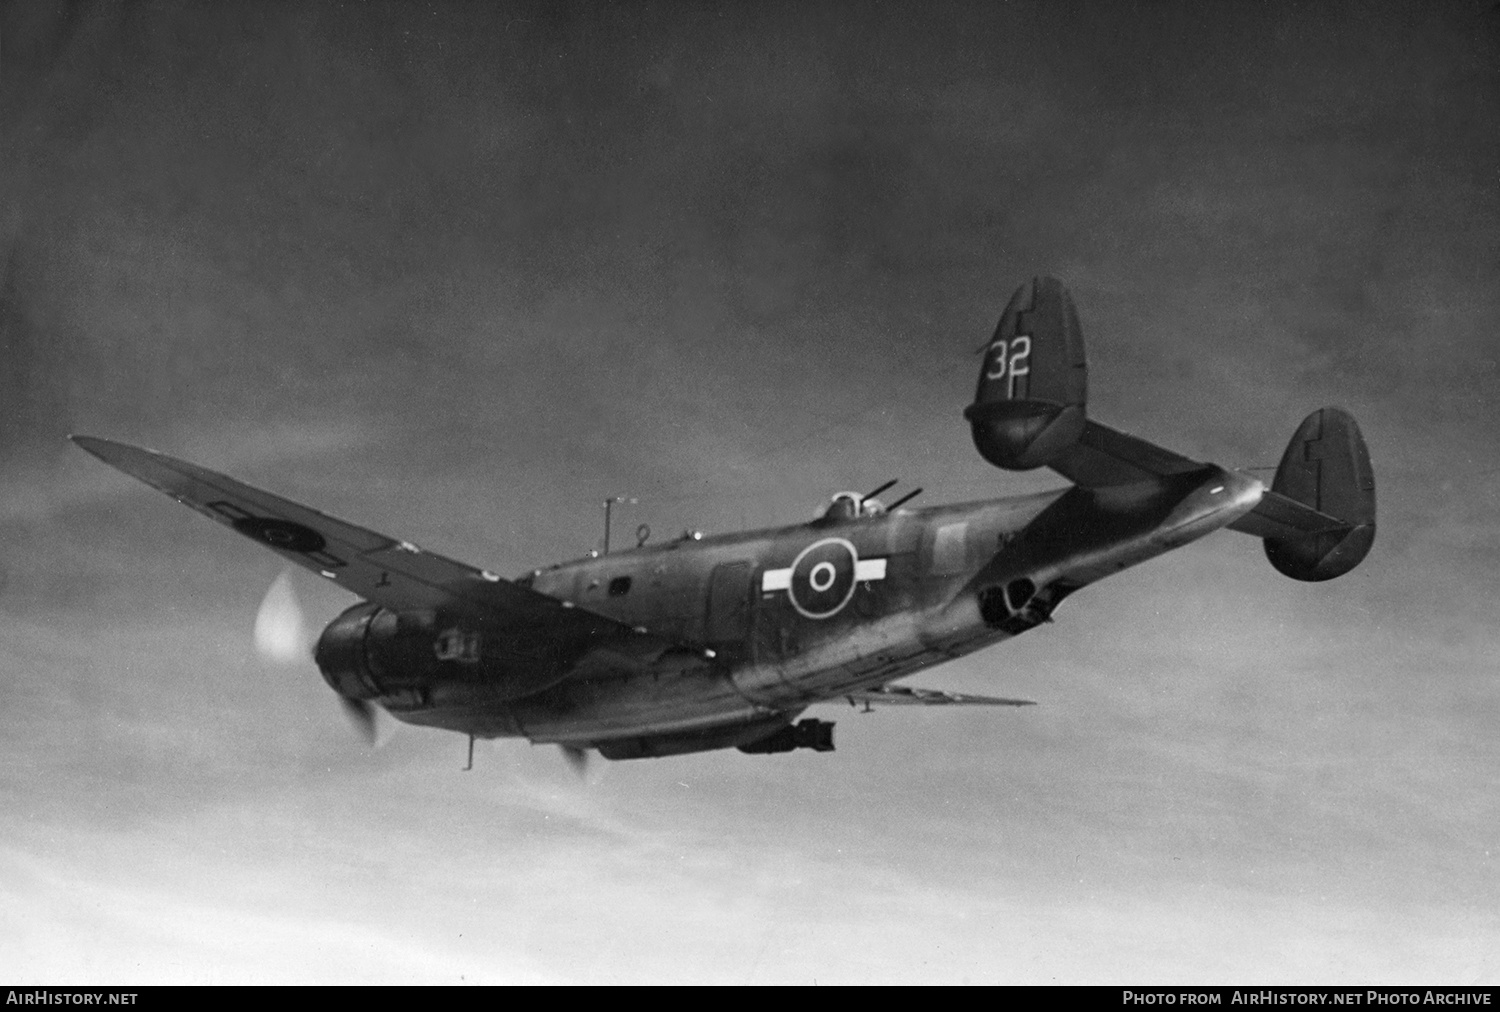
705, 562, 753, 657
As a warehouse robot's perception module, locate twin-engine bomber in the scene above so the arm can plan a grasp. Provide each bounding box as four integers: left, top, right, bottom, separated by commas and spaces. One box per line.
75, 277, 1376, 763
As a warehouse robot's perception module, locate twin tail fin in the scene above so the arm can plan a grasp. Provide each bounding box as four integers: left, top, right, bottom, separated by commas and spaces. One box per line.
965, 276, 1376, 581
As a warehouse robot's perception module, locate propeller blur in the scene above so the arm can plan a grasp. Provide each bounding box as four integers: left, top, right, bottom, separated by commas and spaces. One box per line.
253, 570, 308, 666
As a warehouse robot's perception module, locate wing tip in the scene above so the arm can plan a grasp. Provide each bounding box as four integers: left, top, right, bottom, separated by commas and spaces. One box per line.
69, 434, 114, 462
69, 435, 167, 468
69, 433, 122, 454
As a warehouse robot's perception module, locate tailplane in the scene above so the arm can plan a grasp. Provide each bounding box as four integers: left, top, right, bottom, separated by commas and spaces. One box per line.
961, 278, 1377, 582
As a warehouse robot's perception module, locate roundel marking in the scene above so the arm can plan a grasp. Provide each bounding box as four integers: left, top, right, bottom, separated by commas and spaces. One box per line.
809, 561, 837, 592
788, 537, 859, 619
232, 516, 328, 554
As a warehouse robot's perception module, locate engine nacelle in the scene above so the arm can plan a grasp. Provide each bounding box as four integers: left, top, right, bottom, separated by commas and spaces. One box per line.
314, 602, 571, 705
964, 276, 1088, 470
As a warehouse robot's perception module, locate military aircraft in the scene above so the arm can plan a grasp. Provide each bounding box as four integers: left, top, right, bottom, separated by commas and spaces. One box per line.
74, 277, 1375, 763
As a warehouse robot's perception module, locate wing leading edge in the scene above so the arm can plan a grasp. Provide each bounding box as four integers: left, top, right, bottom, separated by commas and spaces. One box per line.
70, 436, 674, 651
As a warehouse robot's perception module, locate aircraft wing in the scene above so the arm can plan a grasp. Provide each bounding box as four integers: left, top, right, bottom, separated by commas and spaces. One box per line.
71, 436, 668, 650
844, 685, 1035, 707
1048, 421, 1347, 540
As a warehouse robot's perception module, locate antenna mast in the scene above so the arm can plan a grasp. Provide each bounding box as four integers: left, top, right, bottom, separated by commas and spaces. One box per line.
602, 495, 638, 554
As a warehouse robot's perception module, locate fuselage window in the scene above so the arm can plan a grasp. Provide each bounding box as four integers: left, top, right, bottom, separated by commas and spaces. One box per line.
608, 576, 632, 597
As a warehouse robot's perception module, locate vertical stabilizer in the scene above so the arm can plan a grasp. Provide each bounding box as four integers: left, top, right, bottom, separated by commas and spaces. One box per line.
1262, 407, 1376, 581
964, 277, 1089, 470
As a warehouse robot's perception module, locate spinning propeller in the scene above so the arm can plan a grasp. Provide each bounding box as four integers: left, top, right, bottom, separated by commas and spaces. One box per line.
253, 570, 378, 745
253, 571, 583, 767
252, 570, 307, 664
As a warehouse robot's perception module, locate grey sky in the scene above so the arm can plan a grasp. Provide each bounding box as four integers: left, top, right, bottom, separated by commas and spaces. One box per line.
2, 0, 1497, 983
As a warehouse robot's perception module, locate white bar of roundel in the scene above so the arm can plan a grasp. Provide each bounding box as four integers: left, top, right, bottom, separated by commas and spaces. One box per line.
762, 558, 886, 593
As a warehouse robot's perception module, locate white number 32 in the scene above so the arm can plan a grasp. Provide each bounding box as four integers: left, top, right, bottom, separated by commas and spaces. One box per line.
984, 335, 1032, 398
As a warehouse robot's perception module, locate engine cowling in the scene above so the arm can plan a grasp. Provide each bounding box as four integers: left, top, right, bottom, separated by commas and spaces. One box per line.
314, 602, 572, 705
964, 276, 1088, 470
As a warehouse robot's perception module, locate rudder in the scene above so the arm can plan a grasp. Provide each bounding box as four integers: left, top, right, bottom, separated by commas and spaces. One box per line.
1263, 407, 1376, 581
964, 277, 1089, 470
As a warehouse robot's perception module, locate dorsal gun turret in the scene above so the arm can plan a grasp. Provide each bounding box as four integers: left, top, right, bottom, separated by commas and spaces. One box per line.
964, 277, 1088, 470
816, 491, 864, 523
811, 480, 920, 525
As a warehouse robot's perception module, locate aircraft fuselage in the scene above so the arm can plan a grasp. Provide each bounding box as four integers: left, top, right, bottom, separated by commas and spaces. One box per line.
370, 464, 1263, 753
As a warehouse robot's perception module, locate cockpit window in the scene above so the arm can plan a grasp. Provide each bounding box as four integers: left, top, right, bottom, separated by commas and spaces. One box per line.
608, 576, 632, 597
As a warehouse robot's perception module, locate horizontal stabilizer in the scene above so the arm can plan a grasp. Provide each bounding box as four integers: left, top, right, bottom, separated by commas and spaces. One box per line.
842, 685, 1035, 707
1048, 420, 1208, 488
966, 279, 1222, 489
1225, 488, 1347, 540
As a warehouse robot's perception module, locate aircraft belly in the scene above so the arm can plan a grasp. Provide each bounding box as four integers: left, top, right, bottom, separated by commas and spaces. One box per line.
730, 611, 961, 706
385, 702, 526, 739
506, 663, 764, 744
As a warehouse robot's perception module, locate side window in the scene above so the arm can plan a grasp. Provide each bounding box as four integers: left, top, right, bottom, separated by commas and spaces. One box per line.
608, 576, 632, 597
932, 522, 969, 575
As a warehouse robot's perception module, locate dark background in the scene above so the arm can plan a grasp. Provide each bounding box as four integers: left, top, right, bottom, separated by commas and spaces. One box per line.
2, 0, 1496, 983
